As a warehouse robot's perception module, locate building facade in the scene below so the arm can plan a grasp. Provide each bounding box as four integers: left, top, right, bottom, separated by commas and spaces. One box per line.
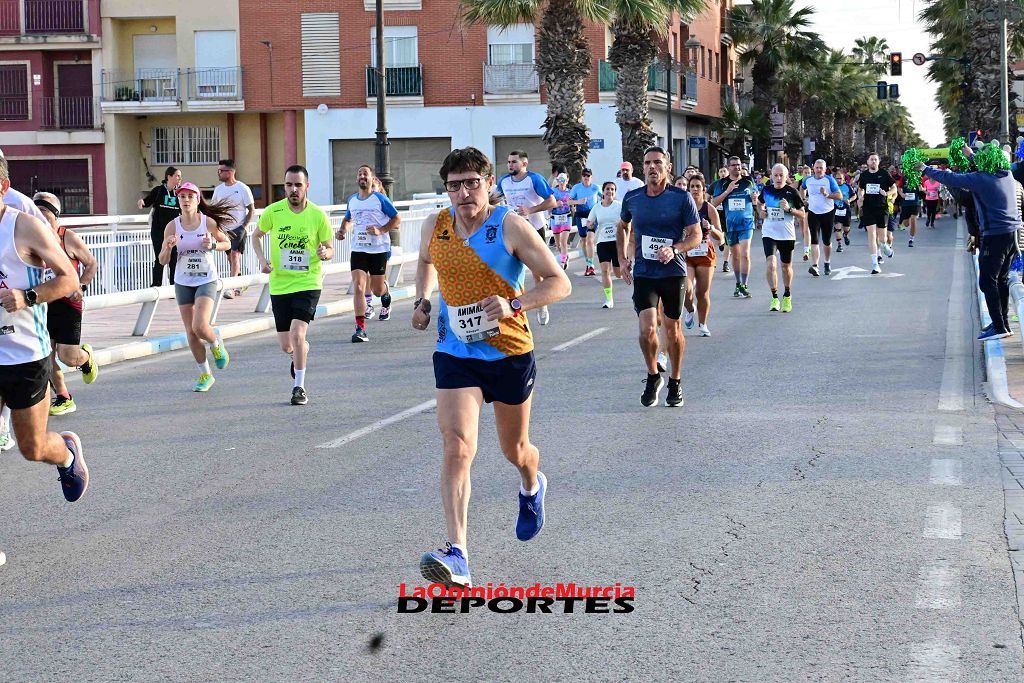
0, 0, 105, 214
240, 0, 735, 205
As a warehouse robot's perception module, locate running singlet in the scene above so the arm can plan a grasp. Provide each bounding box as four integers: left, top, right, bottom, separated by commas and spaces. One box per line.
0, 207, 50, 364
345, 191, 398, 254
834, 182, 852, 215
257, 199, 333, 295
42, 226, 84, 312
430, 206, 533, 361
551, 188, 571, 227
173, 215, 219, 287
589, 201, 622, 243
858, 170, 894, 210
759, 184, 804, 241
621, 185, 699, 278
496, 172, 552, 231
709, 177, 757, 230
801, 174, 839, 214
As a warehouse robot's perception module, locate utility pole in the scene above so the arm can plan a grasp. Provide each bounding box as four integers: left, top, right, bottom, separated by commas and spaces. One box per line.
374, 0, 393, 198
664, 55, 673, 159
1000, 0, 1011, 142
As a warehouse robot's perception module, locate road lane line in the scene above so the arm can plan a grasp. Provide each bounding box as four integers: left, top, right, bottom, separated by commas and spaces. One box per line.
924, 504, 963, 540
932, 424, 963, 446
908, 640, 962, 681
939, 219, 968, 412
930, 459, 963, 486
317, 399, 437, 449
914, 561, 962, 609
318, 327, 608, 449
551, 327, 608, 352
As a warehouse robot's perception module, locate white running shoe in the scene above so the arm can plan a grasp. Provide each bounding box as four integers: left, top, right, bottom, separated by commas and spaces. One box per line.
883, 243, 894, 258
698, 324, 711, 337
0, 431, 13, 452
656, 351, 668, 373
537, 306, 550, 326
684, 311, 695, 329
602, 298, 614, 309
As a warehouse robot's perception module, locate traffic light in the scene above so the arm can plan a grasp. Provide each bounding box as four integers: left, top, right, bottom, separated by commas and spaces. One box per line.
890, 52, 902, 76
877, 81, 888, 100
889, 83, 900, 99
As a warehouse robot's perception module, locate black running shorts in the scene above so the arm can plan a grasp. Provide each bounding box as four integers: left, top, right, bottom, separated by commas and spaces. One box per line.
900, 204, 918, 222
861, 207, 888, 229
227, 227, 247, 253
632, 276, 686, 320
763, 237, 796, 264
596, 241, 619, 267
46, 298, 82, 346
270, 289, 322, 332
350, 251, 388, 276
0, 358, 51, 410
433, 351, 536, 405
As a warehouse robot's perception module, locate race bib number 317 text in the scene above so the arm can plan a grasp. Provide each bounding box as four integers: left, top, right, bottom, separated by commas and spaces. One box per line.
450, 303, 500, 343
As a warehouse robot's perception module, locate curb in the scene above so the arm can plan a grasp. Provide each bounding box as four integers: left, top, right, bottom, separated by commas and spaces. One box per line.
972, 252, 1024, 409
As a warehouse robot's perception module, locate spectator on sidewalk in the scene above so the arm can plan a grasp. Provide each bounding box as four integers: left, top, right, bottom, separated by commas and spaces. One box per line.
139, 167, 182, 287
212, 159, 254, 299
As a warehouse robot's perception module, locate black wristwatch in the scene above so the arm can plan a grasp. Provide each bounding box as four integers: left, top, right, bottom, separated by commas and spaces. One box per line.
510, 297, 523, 317
24, 288, 38, 306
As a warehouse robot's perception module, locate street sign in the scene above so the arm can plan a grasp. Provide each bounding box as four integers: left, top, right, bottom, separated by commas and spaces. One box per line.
589, 139, 604, 150
770, 138, 784, 152
912, 52, 927, 66
688, 136, 707, 149
770, 110, 785, 138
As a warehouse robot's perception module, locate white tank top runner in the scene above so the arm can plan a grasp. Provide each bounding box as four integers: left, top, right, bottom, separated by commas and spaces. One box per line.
0, 206, 51, 365
173, 214, 219, 287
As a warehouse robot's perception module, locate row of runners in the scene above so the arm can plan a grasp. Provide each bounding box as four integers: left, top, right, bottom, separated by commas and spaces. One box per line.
0, 144, 946, 589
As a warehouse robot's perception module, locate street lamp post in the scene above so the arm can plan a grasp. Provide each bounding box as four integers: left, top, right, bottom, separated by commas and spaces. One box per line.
374, 0, 394, 198
1000, 0, 1010, 142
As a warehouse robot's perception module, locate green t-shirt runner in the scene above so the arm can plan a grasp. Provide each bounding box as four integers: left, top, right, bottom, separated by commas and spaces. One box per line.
257, 199, 333, 295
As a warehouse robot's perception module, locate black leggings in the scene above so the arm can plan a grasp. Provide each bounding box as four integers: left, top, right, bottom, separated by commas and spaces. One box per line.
151, 224, 176, 287
807, 210, 834, 245
979, 232, 1019, 333
924, 199, 939, 225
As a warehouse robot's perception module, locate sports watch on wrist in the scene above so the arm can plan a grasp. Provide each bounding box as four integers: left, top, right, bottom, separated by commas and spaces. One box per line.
510, 297, 523, 317
24, 288, 38, 306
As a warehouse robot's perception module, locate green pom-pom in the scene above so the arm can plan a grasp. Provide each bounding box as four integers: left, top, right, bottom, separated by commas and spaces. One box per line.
901, 149, 928, 190
949, 137, 970, 171
975, 141, 1011, 174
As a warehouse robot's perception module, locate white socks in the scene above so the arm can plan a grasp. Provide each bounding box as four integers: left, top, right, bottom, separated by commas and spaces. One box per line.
197, 361, 211, 375
521, 481, 540, 497
294, 369, 306, 389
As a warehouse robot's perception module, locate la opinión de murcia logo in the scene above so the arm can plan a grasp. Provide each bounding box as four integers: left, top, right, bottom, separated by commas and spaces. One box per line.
397, 582, 636, 614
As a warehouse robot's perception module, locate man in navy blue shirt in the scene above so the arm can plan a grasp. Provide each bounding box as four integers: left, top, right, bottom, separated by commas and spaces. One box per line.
616, 146, 701, 408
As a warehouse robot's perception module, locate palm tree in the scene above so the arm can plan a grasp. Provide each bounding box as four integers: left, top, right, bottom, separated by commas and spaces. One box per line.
713, 103, 770, 157
606, 0, 709, 168
851, 36, 890, 75
729, 0, 823, 167
463, 0, 611, 175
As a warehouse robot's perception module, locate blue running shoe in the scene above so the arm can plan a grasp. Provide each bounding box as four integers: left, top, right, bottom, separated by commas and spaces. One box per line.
420, 543, 472, 588
979, 322, 994, 337
516, 471, 547, 541
57, 431, 88, 502
978, 327, 1012, 342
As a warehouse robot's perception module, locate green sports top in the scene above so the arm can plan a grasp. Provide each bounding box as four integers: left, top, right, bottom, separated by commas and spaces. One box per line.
257, 199, 333, 295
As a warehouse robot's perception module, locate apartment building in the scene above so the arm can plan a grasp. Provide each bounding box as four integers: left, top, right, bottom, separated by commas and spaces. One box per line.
0, 0, 105, 213
240, 0, 736, 204
99, 0, 295, 213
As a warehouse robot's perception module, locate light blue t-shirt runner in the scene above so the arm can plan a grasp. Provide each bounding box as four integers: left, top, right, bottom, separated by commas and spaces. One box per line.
496, 171, 553, 231
569, 182, 600, 211
710, 176, 758, 233
345, 191, 399, 254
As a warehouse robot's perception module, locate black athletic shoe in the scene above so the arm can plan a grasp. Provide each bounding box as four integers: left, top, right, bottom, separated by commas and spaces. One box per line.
844, 235, 850, 246
291, 387, 308, 405
665, 379, 684, 407
352, 327, 369, 343
641, 373, 664, 408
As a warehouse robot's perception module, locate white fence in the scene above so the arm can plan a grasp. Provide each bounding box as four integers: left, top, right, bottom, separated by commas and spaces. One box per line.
64, 198, 449, 297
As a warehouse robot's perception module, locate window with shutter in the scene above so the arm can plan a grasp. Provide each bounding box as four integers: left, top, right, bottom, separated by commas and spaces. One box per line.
301, 13, 340, 97
0, 64, 29, 121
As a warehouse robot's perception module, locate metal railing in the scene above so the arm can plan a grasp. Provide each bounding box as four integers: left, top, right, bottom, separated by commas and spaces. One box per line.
0, 0, 18, 35
185, 67, 243, 101
62, 198, 449, 298
25, 0, 84, 33
721, 83, 735, 109
100, 68, 180, 103
365, 65, 423, 97
38, 95, 97, 129
684, 71, 698, 101
0, 94, 28, 120
598, 60, 678, 95
483, 63, 539, 94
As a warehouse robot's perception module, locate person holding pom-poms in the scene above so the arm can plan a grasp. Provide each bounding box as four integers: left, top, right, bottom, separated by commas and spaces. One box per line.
917, 142, 1022, 341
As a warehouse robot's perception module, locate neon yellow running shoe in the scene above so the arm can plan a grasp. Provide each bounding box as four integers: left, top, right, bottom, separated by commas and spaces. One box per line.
211, 340, 229, 370
194, 373, 215, 392
769, 297, 780, 312
80, 343, 98, 384
49, 394, 76, 416
781, 295, 792, 313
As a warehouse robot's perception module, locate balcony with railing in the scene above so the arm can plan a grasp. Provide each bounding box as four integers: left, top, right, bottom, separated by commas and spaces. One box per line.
366, 65, 423, 98
38, 95, 97, 129
0, 0, 87, 36
598, 60, 678, 96
185, 67, 244, 111
100, 68, 181, 113
483, 63, 539, 98
0, 94, 28, 120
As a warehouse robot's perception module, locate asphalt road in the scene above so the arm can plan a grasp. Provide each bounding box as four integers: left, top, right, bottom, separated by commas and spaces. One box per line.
1, 214, 1020, 682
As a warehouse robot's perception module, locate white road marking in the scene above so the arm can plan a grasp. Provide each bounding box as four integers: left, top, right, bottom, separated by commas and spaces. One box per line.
908, 640, 962, 681
317, 399, 437, 450
932, 424, 963, 446
0, 550, 5, 568
924, 504, 963, 540
930, 459, 963, 486
939, 220, 968, 412
551, 327, 608, 352
914, 561, 962, 609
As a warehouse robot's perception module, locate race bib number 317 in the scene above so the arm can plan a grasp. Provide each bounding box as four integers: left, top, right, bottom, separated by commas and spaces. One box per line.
450, 303, 500, 343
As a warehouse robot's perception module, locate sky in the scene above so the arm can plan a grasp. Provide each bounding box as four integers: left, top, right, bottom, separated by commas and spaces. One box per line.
791, 0, 945, 146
